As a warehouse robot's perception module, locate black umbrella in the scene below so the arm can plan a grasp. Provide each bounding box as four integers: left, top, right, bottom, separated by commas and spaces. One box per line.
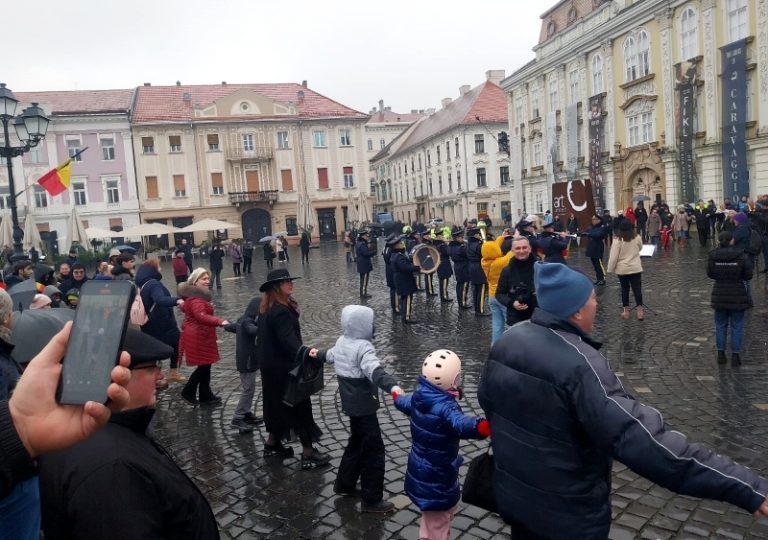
8, 279, 39, 312
11, 308, 74, 365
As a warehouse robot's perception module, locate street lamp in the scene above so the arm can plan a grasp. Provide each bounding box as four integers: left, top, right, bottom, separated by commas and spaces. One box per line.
0, 83, 50, 261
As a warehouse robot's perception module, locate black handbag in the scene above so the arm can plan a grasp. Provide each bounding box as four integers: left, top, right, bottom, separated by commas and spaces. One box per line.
282, 345, 324, 407
461, 448, 497, 512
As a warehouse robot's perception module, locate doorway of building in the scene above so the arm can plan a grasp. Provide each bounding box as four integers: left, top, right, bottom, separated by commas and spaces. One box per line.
317, 209, 337, 241
241, 208, 271, 242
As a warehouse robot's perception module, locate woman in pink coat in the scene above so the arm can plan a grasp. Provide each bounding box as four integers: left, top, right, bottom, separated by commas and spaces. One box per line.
179, 268, 230, 405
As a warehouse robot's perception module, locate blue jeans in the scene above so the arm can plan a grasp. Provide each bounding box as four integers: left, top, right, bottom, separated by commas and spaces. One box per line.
714, 310, 745, 353
0, 476, 40, 540
489, 296, 506, 346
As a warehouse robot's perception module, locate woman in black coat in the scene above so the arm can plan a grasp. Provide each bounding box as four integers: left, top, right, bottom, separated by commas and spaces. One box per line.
257, 269, 329, 469
707, 231, 752, 367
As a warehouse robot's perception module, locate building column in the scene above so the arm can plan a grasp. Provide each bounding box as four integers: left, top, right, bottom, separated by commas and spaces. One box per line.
697, 143, 723, 202
656, 8, 676, 150
602, 39, 615, 156
701, 0, 719, 145
758, 0, 768, 132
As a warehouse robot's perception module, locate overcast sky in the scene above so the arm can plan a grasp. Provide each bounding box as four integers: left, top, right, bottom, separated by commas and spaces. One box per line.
9, 0, 544, 114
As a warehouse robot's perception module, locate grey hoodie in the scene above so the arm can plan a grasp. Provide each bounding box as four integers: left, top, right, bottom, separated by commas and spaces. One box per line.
321, 305, 398, 416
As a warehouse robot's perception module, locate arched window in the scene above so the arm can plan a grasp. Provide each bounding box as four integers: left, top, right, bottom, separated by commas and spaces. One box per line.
592, 54, 604, 94
624, 29, 651, 82
568, 7, 577, 23
680, 7, 698, 60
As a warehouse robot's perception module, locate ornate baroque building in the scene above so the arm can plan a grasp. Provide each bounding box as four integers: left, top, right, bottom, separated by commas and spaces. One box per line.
131, 82, 370, 244
504, 0, 767, 216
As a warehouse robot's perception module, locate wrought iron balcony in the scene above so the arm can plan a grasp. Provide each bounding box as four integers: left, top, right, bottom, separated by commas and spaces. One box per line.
226, 146, 273, 162
229, 190, 279, 204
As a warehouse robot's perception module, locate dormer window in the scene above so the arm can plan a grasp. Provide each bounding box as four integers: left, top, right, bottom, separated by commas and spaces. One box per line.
547, 20, 557, 38
240, 102, 250, 112
568, 7, 577, 24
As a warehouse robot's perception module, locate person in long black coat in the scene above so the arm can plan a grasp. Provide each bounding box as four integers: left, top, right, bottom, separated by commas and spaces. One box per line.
391, 237, 419, 324
582, 215, 608, 285
257, 270, 329, 469
209, 244, 224, 289
435, 229, 454, 302
382, 234, 400, 313
355, 230, 374, 298
299, 232, 311, 265
466, 227, 488, 315
448, 229, 470, 308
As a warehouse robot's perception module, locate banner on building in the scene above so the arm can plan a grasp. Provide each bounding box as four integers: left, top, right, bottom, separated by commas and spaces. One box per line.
552, 178, 596, 232
721, 39, 749, 201
588, 95, 605, 213
545, 111, 558, 189
676, 60, 697, 203
565, 104, 578, 180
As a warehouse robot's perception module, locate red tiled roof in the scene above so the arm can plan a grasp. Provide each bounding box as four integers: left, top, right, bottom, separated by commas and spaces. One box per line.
390, 81, 507, 159
132, 83, 368, 124
367, 110, 424, 124
14, 89, 135, 115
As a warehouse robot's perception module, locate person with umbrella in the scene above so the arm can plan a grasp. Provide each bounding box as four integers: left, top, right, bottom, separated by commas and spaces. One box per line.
356, 230, 374, 299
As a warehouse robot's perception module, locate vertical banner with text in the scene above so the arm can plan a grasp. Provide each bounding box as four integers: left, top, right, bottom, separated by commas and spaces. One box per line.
588, 94, 605, 213
676, 61, 697, 203
721, 39, 749, 201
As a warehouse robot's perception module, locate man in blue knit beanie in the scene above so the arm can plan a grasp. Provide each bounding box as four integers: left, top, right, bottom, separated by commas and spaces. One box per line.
479, 261, 768, 538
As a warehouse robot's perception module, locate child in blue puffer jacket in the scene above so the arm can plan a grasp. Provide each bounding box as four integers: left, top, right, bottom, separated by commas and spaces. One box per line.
394, 349, 490, 540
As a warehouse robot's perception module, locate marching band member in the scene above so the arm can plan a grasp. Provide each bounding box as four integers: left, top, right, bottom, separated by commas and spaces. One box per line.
421, 231, 438, 297
448, 227, 470, 309
392, 235, 420, 324
466, 226, 489, 316
538, 222, 571, 264
382, 233, 400, 313
436, 227, 454, 303
403, 225, 424, 292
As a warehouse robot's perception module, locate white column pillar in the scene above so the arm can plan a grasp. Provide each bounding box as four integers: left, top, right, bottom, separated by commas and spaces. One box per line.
656, 8, 676, 149
701, 0, 719, 145
757, 0, 768, 132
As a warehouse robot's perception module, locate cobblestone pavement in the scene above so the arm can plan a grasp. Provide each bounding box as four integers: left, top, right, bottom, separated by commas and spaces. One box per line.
151, 239, 768, 539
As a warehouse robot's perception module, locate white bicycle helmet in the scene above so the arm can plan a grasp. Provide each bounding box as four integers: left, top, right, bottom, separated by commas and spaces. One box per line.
422, 349, 462, 390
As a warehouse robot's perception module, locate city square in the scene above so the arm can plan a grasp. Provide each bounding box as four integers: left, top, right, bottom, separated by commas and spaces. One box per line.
151, 241, 768, 539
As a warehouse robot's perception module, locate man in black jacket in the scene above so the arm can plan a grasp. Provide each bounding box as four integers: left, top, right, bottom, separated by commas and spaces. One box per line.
227, 296, 264, 433
480, 262, 768, 539
39, 330, 220, 540
495, 237, 538, 326
466, 227, 488, 315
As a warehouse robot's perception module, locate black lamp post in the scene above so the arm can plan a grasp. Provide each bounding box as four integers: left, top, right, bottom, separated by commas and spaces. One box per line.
0, 83, 50, 261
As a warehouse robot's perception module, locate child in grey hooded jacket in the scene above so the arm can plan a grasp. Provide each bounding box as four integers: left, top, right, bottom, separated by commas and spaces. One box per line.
318, 305, 402, 513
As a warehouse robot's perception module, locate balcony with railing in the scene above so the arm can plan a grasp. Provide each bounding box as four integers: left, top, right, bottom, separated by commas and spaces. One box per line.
229, 190, 279, 205
226, 146, 273, 162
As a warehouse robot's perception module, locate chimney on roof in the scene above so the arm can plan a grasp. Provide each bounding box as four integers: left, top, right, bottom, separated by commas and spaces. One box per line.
370, 107, 377, 114
176, 81, 181, 86
384, 106, 391, 112
459, 84, 471, 96
378, 99, 384, 112
441, 97, 452, 109
486, 70, 506, 85
182, 92, 192, 102
143, 82, 151, 86
297, 90, 305, 100
222, 81, 227, 86
302, 80, 308, 88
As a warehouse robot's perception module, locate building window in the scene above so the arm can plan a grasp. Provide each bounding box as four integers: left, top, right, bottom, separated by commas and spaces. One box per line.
286, 217, 298, 236
67, 139, 82, 160
436, 146, 441, 164
500, 166, 510, 185
72, 182, 87, 206
532, 89, 542, 118
515, 97, 524, 124
535, 191, 544, 213
549, 78, 559, 111
106, 180, 120, 203
169, 135, 182, 153
477, 202, 489, 218
533, 140, 543, 167
567, 7, 577, 23
627, 111, 654, 146
438, 175, 443, 195
446, 141, 450, 161
242, 134, 254, 152
173, 174, 186, 197
427, 151, 431, 167
343, 166, 354, 188
367, 139, 373, 151
141, 136, 154, 154
34, 185, 47, 208
624, 30, 651, 82
455, 137, 460, 158
474, 134, 485, 154
207, 134, 219, 151
592, 55, 604, 94
281, 169, 293, 192
145, 176, 158, 199
547, 20, 556, 38
476, 168, 487, 188
428, 178, 433, 196
313, 130, 327, 148
727, 0, 748, 43
380, 139, 385, 149
0, 186, 10, 209
317, 168, 329, 189
27, 147, 44, 164
277, 131, 289, 149
447, 172, 452, 192
101, 138, 115, 161
569, 69, 580, 104
211, 172, 224, 195
457, 170, 462, 191
680, 7, 698, 61
418, 155, 422, 170
339, 129, 352, 146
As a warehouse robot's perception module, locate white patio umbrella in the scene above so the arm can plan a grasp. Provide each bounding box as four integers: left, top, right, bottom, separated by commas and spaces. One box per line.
0, 214, 13, 249
22, 214, 43, 253
67, 207, 91, 251
297, 193, 318, 233
121, 223, 178, 238
358, 192, 371, 223
346, 193, 358, 227
84, 227, 116, 240
179, 218, 239, 233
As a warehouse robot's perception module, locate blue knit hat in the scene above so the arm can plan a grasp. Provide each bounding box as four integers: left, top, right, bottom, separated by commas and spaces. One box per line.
534, 262, 594, 319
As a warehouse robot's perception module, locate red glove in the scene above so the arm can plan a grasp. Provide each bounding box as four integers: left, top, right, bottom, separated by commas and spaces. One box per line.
391, 385, 404, 401
477, 419, 491, 438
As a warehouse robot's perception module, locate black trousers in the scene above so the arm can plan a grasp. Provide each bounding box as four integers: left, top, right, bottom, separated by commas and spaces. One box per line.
590, 258, 605, 281
439, 277, 452, 300
335, 414, 385, 504
301, 250, 309, 264
472, 282, 487, 313
242, 256, 252, 273
389, 288, 399, 312
425, 273, 436, 295
399, 294, 414, 322
359, 272, 370, 296
183, 365, 214, 400
618, 272, 643, 307
266, 258, 273, 269
456, 281, 470, 307
697, 227, 709, 247
233, 263, 241, 276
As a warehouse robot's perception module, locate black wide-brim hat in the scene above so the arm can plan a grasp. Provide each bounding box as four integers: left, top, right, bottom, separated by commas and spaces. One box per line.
385, 233, 401, 247
259, 268, 302, 292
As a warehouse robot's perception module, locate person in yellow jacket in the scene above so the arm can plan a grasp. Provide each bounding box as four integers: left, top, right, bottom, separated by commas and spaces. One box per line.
481, 228, 514, 345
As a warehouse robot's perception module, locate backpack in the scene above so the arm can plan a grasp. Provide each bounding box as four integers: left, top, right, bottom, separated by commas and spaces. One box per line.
747, 228, 763, 256
129, 280, 155, 326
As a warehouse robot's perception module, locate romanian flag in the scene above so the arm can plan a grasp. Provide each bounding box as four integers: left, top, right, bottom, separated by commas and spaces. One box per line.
38, 159, 73, 196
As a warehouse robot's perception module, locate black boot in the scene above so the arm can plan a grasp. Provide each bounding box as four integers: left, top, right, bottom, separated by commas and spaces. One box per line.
731, 353, 741, 367
717, 351, 727, 365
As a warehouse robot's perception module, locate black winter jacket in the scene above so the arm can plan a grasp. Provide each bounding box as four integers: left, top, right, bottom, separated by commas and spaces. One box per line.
584, 224, 607, 259
495, 255, 538, 325
231, 297, 260, 372
39, 408, 219, 540
479, 309, 768, 539
136, 266, 180, 347
466, 237, 486, 284
707, 247, 752, 311
447, 241, 469, 282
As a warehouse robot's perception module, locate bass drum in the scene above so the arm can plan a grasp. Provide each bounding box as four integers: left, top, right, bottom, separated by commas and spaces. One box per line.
411, 244, 441, 274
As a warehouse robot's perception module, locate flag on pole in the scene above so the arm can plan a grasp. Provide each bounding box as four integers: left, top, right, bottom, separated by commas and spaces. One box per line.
37, 159, 73, 196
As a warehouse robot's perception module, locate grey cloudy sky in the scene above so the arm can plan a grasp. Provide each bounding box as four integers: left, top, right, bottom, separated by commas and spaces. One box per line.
10, 0, 544, 113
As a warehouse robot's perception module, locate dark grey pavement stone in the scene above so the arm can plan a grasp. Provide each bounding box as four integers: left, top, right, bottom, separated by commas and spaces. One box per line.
149, 241, 768, 538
